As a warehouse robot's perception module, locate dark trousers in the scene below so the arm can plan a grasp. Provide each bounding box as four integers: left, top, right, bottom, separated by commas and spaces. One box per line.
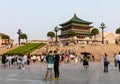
104, 64, 108, 72
118, 61, 120, 71
54, 64, 59, 78
27, 60, 30, 65
114, 60, 118, 67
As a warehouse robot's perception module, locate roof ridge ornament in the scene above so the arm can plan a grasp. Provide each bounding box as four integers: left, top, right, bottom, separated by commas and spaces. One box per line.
74, 11, 77, 17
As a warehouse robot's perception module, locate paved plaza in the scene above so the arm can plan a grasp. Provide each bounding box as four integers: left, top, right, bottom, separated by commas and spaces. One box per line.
0, 62, 120, 84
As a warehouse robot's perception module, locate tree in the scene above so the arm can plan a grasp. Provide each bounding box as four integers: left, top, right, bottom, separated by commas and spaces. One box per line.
91, 28, 99, 40
47, 31, 55, 42
116, 28, 120, 38
116, 28, 120, 44
19, 33, 28, 43
2, 34, 10, 39
68, 30, 77, 43
68, 30, 77, 37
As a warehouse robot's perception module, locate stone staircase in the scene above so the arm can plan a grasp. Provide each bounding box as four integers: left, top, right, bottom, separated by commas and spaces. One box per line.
30, 45, 48, 55
17, 43, 120, 62
45, 44, 120, 61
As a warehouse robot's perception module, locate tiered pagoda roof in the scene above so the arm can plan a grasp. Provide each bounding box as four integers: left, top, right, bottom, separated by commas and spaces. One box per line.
60, 14, 92, 27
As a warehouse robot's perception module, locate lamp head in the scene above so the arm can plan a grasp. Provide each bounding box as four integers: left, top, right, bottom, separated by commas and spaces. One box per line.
100, 22, 105, 27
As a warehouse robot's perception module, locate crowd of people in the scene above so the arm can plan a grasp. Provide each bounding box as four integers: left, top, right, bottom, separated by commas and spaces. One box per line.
1, 49, 120, 81
1, 54, 45, 69
1, 54, 30, 69
0, 49, 96, 81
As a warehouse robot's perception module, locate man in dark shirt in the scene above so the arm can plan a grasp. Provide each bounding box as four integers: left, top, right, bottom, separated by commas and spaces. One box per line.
53, 50, 60, 80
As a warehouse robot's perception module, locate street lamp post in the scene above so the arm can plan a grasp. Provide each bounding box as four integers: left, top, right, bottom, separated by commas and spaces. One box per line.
99, 22, 106, 44
17, 29, 22, 46
54, 26, 60, 44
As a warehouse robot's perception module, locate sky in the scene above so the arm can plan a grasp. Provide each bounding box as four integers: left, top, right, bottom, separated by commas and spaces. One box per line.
0, 0, 120, 43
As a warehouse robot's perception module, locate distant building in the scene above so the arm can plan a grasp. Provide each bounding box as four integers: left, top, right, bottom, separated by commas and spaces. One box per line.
31, 40, 47, 43
95, 32, 119, 44
59, 14, 93, 43
0, 33, 14, 47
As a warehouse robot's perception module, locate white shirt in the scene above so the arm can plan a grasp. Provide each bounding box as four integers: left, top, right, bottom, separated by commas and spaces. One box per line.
117, 54, 120, 61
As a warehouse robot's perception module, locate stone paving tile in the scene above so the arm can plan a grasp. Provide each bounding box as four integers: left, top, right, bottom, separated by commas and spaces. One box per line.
0, 62, 120, 84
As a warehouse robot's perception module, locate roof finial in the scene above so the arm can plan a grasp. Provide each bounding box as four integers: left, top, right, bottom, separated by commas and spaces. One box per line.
74, 10, 77, 17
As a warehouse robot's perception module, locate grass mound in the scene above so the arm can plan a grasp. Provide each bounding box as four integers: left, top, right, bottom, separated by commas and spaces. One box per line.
4, 43, 46, 55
